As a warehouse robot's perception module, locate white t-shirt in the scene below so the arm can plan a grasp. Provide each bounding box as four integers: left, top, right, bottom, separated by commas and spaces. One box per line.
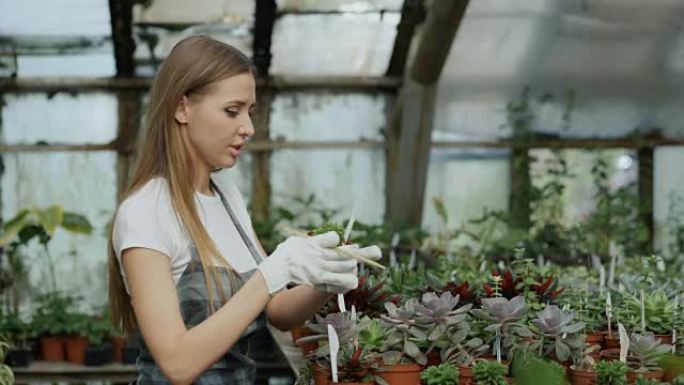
112, 174, 262, 295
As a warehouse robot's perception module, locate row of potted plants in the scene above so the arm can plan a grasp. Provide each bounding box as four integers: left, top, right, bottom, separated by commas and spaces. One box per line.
0, 291, 136, 367
294, 291, 683, 385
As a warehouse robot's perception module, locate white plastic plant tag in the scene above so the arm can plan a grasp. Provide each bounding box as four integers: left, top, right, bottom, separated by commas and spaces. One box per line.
351, 305, 357, 321
599, 265, 606, 290
338, 294, 347, 313
640, 290, 646, 332
328, 324, 339, 384
389, 233, 399, 267
608, 250, 617, 287
618, 323, 629, 363
408, 249, 416, 269
606, 292, 613, 337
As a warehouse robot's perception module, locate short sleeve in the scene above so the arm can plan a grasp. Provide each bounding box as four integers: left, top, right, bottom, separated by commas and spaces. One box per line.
112, 195, 174, 263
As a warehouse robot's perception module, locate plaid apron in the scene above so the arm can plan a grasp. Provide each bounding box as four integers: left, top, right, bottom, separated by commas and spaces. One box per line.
133, 180, 266, 385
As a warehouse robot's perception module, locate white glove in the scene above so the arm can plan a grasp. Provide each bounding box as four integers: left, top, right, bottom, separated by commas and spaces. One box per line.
257, 231, 359, 294
315, 244, 383, 294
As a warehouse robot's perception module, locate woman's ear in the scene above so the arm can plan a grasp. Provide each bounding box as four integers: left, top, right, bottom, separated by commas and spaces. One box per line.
174, 95, 190, 124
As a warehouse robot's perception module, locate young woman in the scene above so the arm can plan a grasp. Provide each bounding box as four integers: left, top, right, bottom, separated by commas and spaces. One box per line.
108, 36, 381, 385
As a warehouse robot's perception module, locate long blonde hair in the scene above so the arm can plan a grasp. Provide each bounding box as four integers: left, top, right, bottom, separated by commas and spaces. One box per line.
108, 36, 256, 335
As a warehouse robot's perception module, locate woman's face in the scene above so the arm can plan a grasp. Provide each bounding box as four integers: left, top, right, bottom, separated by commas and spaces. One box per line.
176, 72, 256, 170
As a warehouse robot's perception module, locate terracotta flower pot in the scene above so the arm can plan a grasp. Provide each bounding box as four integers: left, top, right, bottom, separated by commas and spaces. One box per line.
654, 335, 673, 345
604, 334, 620, 350
458, 366, 474, 385
65, 336, 89, 365
40, 336, 66, 362
569, 367, 597, 385
377, 363, 423, 385
110, 336, 126, 362
626, 369, 664, 384
313, 363, 331, 385
332, 382, 374, 385
585, 332, 604, 348
291, 325, 318, 355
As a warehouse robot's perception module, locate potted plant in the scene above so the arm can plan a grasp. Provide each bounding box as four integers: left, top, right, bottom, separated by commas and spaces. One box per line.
64, 312, 90, 365
470, 295, 531, 362
472, 360, 508, 385
528, 305, 586, 366
421, 363, 459, 385
377, 298, 427, 385
0, 309, 35, 367
625, 332, 671, 383
438, 322, 489, 384
31, 291, 78, 362
561, 288, 607, 349
84, 315, 114, 366
413, 292, 473, 366
595, 360, 629, 385
319, 272, 400, 318
618, 291, 677, 344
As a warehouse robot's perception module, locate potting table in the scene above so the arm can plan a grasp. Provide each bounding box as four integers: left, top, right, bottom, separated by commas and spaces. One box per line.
12, 361, 295, 385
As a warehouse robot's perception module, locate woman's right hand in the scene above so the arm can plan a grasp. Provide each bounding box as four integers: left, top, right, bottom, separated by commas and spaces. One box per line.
256, 231, 358, 294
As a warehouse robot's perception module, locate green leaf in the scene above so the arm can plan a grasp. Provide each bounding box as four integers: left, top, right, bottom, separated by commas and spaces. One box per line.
0, 210, 30, 247
61, 212, 93, 234
37, 205, 63, 235
432, 197, 448, 225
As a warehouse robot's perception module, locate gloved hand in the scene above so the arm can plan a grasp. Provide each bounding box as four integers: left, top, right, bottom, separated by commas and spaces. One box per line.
257, 231, 359, 294
314, 244, 383, 294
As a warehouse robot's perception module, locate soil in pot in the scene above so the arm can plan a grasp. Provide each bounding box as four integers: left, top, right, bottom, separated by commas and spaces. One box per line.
604, 334, 620, 350
65, 336, 89, 365
40, 336, 66, 362
377, 363, 422, 385
85, 343, 114, 366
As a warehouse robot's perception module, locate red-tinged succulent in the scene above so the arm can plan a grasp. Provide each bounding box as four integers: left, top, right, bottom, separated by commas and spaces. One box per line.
322, 273, 400, 317
483, 270, 523, 299
531, 274, 564, 303
439, 281, 479, 306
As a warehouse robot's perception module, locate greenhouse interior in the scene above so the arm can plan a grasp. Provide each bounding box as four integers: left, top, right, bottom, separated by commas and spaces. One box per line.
1, 0, 684, 384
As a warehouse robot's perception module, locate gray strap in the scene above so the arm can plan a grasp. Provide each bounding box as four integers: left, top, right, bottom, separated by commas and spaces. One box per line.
210, 179, 264, 265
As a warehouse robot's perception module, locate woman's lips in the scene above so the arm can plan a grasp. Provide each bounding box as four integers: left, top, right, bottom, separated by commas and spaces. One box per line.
229, 144, 243, 156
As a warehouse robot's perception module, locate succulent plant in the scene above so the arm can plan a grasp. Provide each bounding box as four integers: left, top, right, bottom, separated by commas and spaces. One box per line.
471, 296, 529, 327
438, 324, 489, 368
357, 318, 388, 352
530, 305, 586, 362
628, 332, 672, 371
380, 299, 428, 365
471, 295, 531, 361
473, 360, 508, 385
320, 272, 400, 318
414, 292, 472, 341
300, 312, 366, 349
618, 291, 677, 335
595, 360, 629, 385
420, 363, 459, 385
437, 281, 479, 306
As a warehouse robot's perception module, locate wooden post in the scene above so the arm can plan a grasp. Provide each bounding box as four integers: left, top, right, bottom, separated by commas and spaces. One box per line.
638, 144, 655, 251
250, 0, 277, 223
108, 0, 139, 202
386, 0, 470, 229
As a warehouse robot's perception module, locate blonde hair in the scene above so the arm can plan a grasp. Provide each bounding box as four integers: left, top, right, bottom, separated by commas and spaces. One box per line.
108, 36, 256, 335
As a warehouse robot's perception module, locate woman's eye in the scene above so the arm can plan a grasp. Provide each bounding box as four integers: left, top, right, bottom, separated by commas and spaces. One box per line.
224, 108, 239, 117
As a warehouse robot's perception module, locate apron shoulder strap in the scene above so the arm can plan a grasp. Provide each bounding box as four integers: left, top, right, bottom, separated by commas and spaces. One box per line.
209, 179, 265, 265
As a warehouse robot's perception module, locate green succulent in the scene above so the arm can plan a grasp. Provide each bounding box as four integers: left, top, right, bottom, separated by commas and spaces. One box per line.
473, 360, 508, 385
595, 360, 628, 385
420, 363, 459, 385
